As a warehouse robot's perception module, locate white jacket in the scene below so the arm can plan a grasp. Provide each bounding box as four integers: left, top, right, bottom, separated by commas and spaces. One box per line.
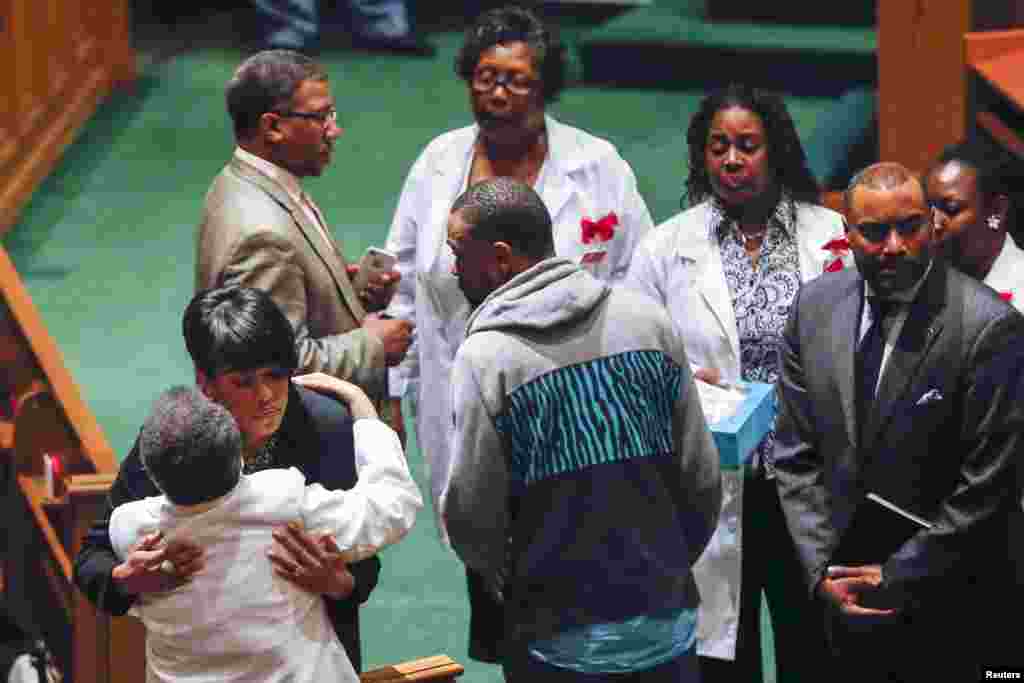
625, 200, 848, 383
109, 419, 422, 683
384, 116, 653, 538
984, 233, 1024, 312
624, 199, 847, 660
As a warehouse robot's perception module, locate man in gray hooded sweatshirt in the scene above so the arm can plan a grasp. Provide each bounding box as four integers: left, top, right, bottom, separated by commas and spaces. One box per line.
442, 177, 721, 682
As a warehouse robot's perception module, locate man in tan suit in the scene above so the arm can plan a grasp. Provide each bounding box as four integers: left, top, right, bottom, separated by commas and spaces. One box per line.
193, 48, 413, 671
196, 49, 412, 402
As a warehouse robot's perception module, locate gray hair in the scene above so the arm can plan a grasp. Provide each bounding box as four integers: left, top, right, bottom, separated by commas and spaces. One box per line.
225, 49, 327, 139
451, 177, 554, 260
139, 386, 243, 506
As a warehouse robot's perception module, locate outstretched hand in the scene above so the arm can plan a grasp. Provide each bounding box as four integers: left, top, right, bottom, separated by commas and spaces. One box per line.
292, 372, 377, 419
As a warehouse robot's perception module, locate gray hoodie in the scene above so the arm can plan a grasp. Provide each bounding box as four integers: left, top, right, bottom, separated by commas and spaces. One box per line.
444, 257, 721, 648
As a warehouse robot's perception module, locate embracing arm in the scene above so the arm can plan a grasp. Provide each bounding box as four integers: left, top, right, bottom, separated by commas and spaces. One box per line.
73, 442, 202, 613
221, 231, 386, 395
300, 418, 422, 560
73, 445, 150, 615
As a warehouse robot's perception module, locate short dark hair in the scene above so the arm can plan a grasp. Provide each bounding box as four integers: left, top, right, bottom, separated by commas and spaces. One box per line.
225, 49, 327, 139
455, 5, 566, 103
183, 287, 298, 380
845, 161, 926, 214
685, 83, 820, 208
139, 386, 243, 506
452, 177, 554, 260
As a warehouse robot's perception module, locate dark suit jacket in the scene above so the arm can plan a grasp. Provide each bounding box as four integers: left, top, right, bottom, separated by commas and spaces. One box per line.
73, 384, 380, 672
774, 262, 1024, 612
195, 153, 386, 400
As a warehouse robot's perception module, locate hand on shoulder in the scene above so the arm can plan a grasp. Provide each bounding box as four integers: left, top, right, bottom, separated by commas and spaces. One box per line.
292, 373, 377, 420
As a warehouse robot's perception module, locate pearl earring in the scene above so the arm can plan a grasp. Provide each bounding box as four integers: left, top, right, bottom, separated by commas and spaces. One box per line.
988, 215, 1002, 231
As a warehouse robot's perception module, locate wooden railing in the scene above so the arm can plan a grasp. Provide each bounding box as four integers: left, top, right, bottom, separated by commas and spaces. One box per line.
361, 655, 465, 682
0, 0, 135, 235
0, 243, 146, 682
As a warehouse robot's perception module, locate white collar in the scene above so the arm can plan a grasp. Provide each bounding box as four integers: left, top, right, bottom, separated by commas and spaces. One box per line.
234, 146, 306, 206
164, 474, 244, 517
983, 234, 1022, 294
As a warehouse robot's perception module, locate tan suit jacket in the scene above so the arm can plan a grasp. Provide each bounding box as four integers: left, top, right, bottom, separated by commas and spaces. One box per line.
196, 154, 386, 398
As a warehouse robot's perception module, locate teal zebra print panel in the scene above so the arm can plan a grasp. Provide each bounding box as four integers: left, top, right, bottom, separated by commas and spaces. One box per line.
495, 350, 684, 486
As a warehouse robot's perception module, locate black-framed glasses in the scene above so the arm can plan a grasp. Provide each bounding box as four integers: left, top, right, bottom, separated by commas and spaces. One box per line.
275, 108, 339, 127
849, 214, 932, 244
471, 68, 536, 96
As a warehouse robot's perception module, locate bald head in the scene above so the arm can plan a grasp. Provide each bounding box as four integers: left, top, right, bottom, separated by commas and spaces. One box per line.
845, 162, 927, 213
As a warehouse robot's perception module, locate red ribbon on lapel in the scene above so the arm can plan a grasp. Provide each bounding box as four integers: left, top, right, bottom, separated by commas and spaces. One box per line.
1000, 291, 1014, 302
822, 237, 850, 253
581, 212, 619, 244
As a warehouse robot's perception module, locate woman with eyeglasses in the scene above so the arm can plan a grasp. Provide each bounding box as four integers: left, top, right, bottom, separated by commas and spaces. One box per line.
626, 84, 846, 683
382, 3, 653, 664
925, 139, 1024, 310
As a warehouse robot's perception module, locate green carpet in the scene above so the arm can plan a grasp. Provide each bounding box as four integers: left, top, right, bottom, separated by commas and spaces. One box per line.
4, 18, 857, 681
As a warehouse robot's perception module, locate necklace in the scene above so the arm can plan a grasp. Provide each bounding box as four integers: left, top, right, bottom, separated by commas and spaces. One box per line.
735, 226, 768, 248
243, 431, 279, 474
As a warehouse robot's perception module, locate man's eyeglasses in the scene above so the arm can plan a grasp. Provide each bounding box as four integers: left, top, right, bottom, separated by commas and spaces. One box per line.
849, 214, 932, 244
471, 68, 536, 96
275, 108, 339, 127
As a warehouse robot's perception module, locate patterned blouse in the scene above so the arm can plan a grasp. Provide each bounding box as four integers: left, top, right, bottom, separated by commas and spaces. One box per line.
710, 196, 802, 472
243, 433, 282, 474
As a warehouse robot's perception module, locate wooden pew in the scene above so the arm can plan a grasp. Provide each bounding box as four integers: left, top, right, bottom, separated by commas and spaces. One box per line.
361, 655, 465, 682
0, 243, 145, 683
1, 0, 134, 235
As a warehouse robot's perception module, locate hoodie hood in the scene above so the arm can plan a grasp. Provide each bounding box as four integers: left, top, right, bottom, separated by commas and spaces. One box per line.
465, 257, 611, 337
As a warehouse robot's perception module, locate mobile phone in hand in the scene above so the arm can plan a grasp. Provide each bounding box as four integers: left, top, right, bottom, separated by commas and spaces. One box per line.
352, 246, 397, 292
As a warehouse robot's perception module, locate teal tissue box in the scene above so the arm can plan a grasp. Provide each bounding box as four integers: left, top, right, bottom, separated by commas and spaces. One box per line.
709, 381, 776, 469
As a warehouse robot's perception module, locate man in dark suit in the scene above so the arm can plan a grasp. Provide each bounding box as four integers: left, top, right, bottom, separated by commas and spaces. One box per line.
774, 162, 1024, 681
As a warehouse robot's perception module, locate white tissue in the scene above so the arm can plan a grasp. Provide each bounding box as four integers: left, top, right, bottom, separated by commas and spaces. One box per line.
696, 379, 747, 425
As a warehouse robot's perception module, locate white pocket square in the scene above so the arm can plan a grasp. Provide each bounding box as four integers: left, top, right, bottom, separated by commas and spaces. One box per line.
916, 389, 943, 405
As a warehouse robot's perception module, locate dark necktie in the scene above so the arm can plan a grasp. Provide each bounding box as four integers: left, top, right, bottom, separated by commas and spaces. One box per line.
856, 296, 893, 439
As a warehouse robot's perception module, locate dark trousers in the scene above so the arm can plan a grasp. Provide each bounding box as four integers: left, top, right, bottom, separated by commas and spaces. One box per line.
504, 650, 699, 683
700, 470, 828, 683
824, 574, 1020, 683
826, 609, 971, 683
466, 567, 505, 663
